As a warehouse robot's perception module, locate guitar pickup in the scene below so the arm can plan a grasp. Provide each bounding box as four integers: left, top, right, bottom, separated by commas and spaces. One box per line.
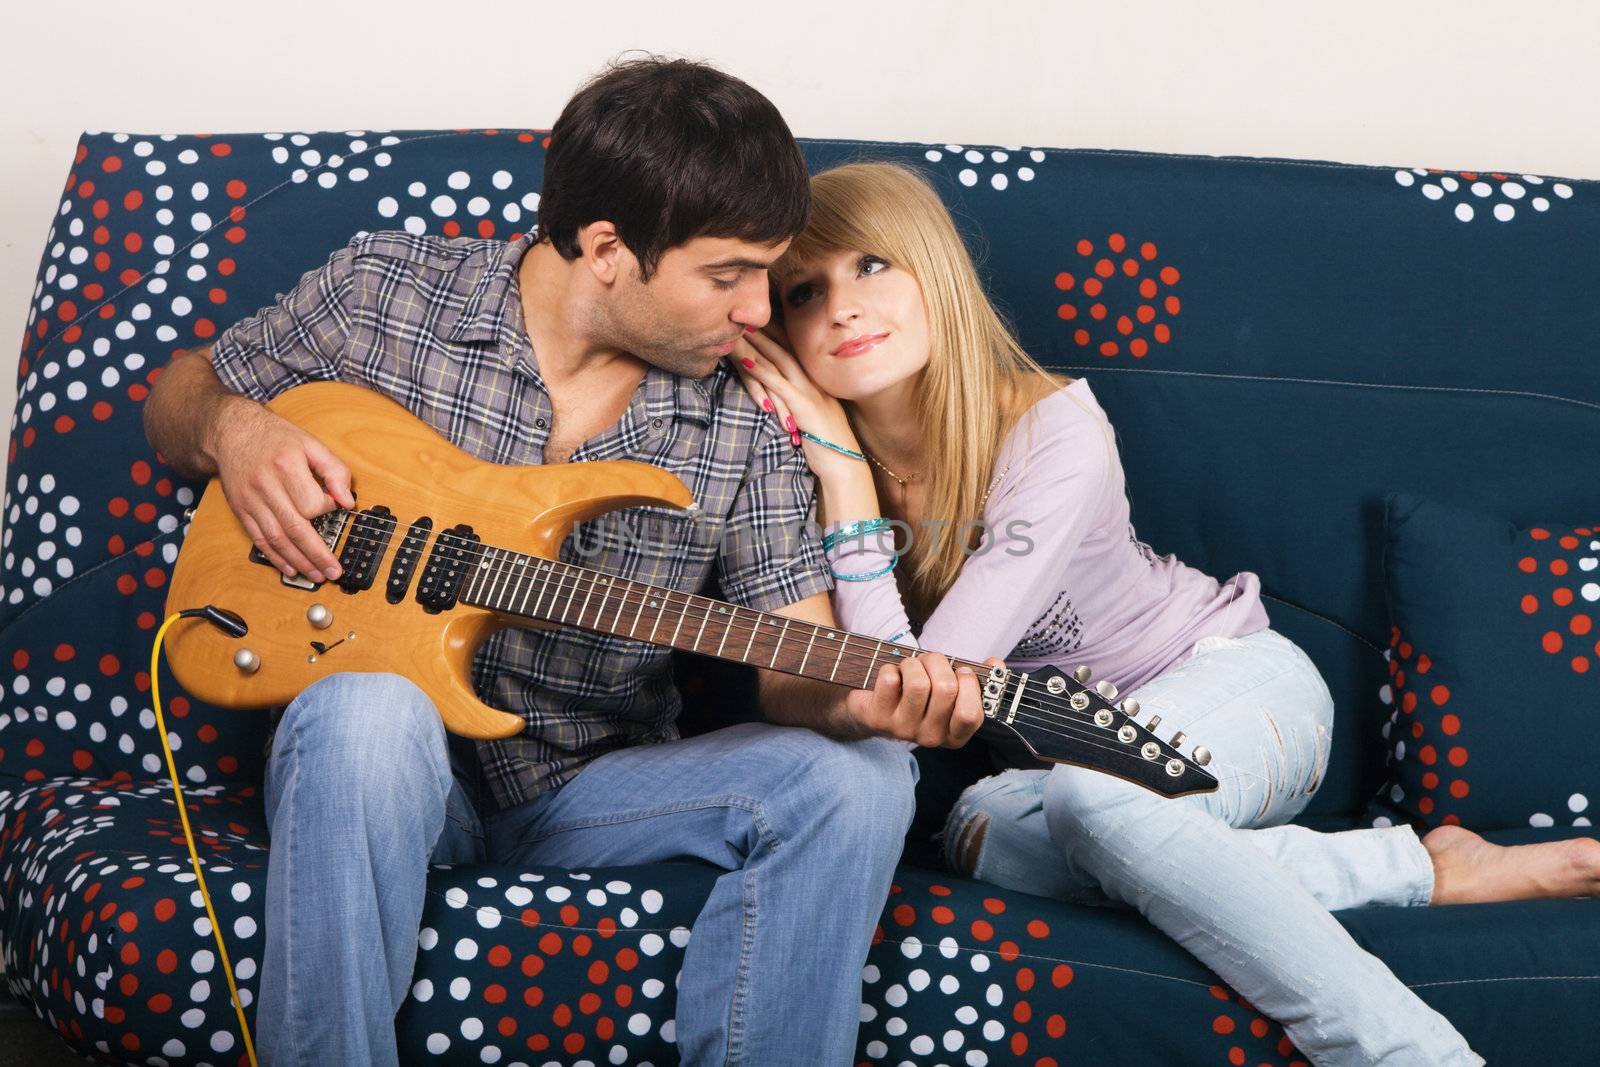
416, 523, 480, 613
336, 505, 396, 594
386, 517, 434, 604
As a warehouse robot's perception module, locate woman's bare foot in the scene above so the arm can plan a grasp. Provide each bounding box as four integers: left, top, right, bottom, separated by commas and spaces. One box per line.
1423, 824, 1600, 904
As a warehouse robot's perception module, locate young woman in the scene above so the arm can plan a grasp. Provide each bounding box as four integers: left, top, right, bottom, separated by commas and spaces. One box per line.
729, 161, 1599, 1067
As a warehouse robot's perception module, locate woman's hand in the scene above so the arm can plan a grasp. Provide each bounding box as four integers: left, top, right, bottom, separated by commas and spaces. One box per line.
729, 325, 865, 482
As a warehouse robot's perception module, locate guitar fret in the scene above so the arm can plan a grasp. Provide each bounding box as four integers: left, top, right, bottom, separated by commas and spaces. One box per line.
521, 558, 547, 616
504, 553, 530, 612
610, 577, 634, 635
828, 631, 843, 682
537, 560, 566, 621
861, 639, 881, 688
546, 560, 575, 624
770, 618, 791, 668
479, 547, 501, 607
713, 606, 734, 657
479, 547, 503, 605
667, 593, 688, 649
462, 545, 486, 604
574, 569, 601, 630
498, 549, 520, 610
797, 625, 818, 675
645, 589, 666, 645
628, 580, 649, 638
692, 599, 714, 652
499, 550, 524, 607
740, 614, 760, 662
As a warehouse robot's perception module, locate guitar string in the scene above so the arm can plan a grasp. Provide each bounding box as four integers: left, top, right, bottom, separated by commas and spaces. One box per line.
295, 510, 1224, 779
326, 511, 1192, 743
464, 544, 1231, 782
317, 512, 1211, 772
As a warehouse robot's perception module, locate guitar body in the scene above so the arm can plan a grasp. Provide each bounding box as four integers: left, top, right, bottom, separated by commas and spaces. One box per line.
165, 381, 1216, 795
165, 381, 696, 740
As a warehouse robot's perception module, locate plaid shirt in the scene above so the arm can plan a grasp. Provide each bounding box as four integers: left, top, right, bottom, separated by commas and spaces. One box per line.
211, 231, 831, 810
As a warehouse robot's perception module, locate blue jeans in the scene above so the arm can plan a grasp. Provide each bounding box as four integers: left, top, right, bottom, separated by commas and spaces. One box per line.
258, 672, 918, 1066
943, 628, 1483, 1067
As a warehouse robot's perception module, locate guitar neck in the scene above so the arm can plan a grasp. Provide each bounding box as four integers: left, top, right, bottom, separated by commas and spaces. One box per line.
457, 544, 973, 688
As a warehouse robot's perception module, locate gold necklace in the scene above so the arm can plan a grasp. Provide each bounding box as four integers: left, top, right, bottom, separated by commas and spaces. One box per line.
863, 449, 922, 487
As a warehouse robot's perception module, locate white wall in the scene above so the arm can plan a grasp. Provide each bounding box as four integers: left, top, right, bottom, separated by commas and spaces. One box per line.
3, 0, 1599, 496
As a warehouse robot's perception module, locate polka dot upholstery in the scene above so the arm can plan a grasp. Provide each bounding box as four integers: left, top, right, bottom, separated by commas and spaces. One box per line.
1368, 496, 1599, 833
5, 129, 1600, 1064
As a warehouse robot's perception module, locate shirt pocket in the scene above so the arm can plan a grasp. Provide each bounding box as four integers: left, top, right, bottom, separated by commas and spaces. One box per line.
566, 506, 725, 592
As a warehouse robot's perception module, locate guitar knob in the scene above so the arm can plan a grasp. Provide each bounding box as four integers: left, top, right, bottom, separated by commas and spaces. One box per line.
1095, 680, 1118, 700
1119, 698, 1140, 718
233, 648, 261, 674
1145, 714, 1162, 731
1193, 746, 1213, 767
1170, 731, 1186, 750
1072, 665, 1092, 684
307, 603, 333, 630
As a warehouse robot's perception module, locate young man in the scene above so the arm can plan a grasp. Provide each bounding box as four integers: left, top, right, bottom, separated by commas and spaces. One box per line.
143, 57, 988, 1067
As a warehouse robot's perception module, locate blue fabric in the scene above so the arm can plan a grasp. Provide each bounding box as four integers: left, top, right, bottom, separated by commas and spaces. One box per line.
1367, 494, 1599, 832
260, 670, 916, 1066
2, 128, 1597, 1064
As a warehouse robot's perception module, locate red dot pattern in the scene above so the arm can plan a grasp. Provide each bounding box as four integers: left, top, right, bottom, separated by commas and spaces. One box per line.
1054, 234, 1183, 358
1381, 628, 1471, 828
1518, 525, 1600, 675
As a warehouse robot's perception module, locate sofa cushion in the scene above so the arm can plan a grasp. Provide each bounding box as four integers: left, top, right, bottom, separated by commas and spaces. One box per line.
5, 775, 1595, 1065
1368, 494, 1598, 832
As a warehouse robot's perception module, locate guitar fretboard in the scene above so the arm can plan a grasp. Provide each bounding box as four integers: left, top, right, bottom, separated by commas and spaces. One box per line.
456, 544, 980, 689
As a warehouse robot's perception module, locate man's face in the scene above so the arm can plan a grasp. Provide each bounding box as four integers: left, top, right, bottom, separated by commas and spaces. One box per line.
604, 236, 792, 378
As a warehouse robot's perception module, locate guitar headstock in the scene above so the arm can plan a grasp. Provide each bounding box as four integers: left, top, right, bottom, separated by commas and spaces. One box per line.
978, 662, 1218, 797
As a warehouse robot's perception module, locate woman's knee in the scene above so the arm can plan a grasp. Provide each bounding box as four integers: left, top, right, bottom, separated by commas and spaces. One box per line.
941, 769, 1044, 878
1041, 762, 1159, 840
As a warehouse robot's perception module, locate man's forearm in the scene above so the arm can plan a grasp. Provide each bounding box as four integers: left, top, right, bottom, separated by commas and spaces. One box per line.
759, 670, 874, 740
143, 348, 253, 479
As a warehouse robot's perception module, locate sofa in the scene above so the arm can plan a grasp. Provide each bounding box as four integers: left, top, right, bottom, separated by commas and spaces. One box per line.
2, 125, 1596, 1066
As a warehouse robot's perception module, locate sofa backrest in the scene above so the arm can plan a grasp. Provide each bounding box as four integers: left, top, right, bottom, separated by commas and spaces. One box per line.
4, 129, 1596, 823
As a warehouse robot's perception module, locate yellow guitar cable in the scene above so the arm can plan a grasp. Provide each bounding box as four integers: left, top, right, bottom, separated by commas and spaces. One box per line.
151, 612, 260, 1067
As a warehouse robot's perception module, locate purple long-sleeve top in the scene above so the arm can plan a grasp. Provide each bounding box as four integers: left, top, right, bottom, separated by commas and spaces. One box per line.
829, 379, 1270, 767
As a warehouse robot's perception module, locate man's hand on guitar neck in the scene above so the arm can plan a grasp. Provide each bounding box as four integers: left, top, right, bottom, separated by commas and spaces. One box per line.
144, 348, 355, 584
758, 593, 992, 747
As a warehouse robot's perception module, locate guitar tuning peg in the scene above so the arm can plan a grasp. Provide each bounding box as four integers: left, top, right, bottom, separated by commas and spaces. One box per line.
1119, 698, 1140, 718
1193, 746, 1213, 767
1144, 714, 1162, 731
1170, 731, 1186, 750
1094, 679, 1118, 700
1072, 665, 1092, 684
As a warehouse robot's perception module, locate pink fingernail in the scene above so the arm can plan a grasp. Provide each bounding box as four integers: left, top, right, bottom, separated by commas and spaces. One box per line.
741, 358, 756, 369
784, 415, 795, 432
791, 432, 802, 447
744, 325, 757, 333
761, 397, 774, 412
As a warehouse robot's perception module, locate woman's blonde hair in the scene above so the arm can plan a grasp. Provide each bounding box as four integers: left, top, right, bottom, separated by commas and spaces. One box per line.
775, 162, 1061, 624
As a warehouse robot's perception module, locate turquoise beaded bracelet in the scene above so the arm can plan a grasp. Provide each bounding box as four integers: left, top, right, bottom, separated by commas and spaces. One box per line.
798, 430, 867, 462
822, 517, 892, 553
831, 557, 897, 582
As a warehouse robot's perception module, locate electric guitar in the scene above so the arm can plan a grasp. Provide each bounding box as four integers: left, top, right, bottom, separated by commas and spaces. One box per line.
164, 382, 1217, 798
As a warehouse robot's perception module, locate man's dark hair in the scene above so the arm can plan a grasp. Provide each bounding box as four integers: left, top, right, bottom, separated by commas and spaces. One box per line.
537, 56, 810, 280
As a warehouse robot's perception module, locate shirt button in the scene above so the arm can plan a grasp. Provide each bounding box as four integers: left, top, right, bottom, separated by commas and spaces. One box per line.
651, 417, 664, 430
535, 418, 547, 429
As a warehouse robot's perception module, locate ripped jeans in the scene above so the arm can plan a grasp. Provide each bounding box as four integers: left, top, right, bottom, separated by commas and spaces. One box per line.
942, 628, 1482, 1067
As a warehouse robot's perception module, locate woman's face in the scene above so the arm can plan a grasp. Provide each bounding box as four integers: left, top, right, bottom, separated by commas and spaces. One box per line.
777, 248, 931, 401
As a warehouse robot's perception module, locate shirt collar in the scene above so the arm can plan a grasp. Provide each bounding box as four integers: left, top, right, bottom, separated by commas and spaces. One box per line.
450, 229, 727, 428
446, 231, 538, 344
